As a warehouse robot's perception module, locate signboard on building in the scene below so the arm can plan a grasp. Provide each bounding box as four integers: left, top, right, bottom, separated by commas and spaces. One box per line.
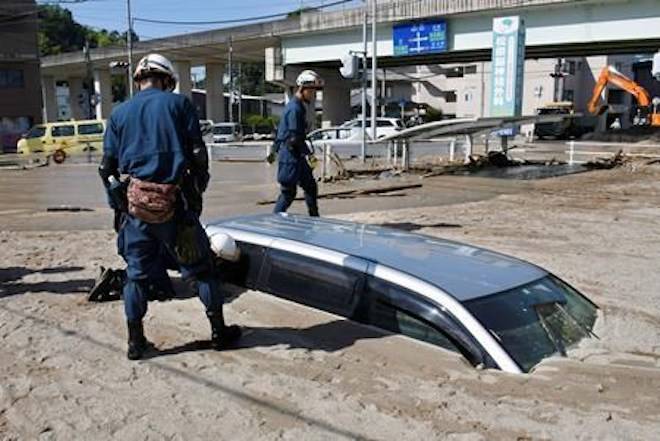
393, 20, 447, 56
490, 16, 526, 117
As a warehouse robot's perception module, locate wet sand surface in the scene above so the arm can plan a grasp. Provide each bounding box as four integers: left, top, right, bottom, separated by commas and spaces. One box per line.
1, 161, 659, 440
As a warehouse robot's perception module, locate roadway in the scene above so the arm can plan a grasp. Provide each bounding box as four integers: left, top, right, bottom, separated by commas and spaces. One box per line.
0, 160, 533, 232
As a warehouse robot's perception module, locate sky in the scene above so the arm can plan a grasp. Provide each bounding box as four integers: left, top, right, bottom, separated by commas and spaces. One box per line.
39, 0, 363, 40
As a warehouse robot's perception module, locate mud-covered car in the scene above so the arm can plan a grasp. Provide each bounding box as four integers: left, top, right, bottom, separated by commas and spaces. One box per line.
205, 214, 598, 373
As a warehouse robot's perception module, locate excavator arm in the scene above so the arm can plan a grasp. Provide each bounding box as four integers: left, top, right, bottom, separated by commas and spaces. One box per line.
587, 66, 652, 115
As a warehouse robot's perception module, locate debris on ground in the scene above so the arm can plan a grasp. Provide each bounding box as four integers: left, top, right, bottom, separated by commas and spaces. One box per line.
46, 206, 94, 212
584, 150, 628, 169
581, 126, 660, 144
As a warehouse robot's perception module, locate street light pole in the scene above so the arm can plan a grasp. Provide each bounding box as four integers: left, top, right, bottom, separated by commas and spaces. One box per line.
228, 35, 233, 123
371, 0, 377, 139
126, 0, 134, 97
361, 7, 367, 162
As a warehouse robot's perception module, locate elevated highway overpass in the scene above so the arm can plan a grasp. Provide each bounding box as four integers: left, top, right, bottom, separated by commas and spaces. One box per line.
40, 0, 660, 124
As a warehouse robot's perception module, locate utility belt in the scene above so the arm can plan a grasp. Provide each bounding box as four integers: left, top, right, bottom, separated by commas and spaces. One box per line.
127, 177, 179, 224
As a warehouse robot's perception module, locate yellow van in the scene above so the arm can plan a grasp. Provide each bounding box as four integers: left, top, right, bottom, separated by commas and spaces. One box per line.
17, 119, 106, 157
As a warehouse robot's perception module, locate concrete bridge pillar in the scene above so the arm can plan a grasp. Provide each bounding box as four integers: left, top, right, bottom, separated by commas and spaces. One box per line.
67, 77, 85, 120
205, 62, 225, 122
93, 69, 113, 119
321, 83, 351, 127
317, 68, 352, 127
173, 60, 192, 97
41, 75, 58, 122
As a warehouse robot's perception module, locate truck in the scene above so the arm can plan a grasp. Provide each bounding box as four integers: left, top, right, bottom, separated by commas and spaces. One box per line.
534, 102, 597, 139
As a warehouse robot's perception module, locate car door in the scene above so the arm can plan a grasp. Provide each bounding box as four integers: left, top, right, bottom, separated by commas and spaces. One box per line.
257, 245, 367, 318
76, 121, 105, 152
49, 124, 75, 152
358, 274, 495, 368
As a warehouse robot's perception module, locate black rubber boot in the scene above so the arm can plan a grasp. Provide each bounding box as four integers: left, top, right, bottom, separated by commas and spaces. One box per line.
206, 309, 241, 350
127, 320, 147, 360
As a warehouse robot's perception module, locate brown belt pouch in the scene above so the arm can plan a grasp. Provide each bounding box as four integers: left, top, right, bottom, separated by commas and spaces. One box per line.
127, 177, 178, 223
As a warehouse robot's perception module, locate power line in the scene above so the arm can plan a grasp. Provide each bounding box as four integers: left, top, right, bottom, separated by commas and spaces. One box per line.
133, 0, 354, 26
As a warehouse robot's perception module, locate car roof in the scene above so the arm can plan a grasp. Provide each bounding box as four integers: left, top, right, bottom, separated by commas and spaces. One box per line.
207, 214, 547, 301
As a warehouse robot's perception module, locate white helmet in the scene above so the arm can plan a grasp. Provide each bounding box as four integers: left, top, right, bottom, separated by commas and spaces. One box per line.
296, 70, 324, 89
133, 53, 177, 90
209, 232, 241, 262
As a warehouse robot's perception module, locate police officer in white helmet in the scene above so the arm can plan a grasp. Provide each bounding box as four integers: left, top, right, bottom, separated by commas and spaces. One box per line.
270, 70, 324, 216
100, 53, 241, 360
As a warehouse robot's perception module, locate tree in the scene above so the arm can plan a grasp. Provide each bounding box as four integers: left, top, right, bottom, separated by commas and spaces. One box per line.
38, 5, 138, 57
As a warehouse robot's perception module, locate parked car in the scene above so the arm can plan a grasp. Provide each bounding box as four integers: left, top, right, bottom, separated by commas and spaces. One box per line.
340, 117, 404, 139
212, 122, 243, 143
17, 119, 106, 156
199, 119, 214, 136
253, 125, 276, 141
307, 126, 371, 158
206, 214, 598, 374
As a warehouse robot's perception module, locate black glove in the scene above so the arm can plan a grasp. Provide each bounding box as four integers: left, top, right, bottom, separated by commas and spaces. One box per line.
175, 218, 202, 265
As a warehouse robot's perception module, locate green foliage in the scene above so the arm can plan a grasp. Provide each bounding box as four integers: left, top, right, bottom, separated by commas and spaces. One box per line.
423, 105, 444, 122
37, 4, 138, 57
234, 63, 283, 96
243, 114, 279, 128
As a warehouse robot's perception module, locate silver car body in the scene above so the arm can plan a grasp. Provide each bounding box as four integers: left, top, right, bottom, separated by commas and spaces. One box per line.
205, 214, 595, 374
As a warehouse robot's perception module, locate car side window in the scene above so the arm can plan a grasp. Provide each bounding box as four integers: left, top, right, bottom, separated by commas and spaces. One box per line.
260, 249, 363, 316
77, 123, 104, 135
52, 125, 74, 137
365, 277, 460, 353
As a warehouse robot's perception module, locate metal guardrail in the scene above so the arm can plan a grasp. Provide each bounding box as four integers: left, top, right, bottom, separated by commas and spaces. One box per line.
566, 141, 660, 165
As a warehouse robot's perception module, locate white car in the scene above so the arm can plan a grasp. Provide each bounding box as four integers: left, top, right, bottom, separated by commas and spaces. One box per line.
340, 117, 404, 139
307, 126, 372, 158
212, 123, 243, 143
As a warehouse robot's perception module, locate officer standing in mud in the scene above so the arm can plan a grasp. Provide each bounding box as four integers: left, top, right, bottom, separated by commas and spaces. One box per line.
269, 70, 324, 216
99, 53, 241, 360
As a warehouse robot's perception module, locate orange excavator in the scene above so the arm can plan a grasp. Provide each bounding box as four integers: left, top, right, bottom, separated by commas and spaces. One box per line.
587, 65, 660, 127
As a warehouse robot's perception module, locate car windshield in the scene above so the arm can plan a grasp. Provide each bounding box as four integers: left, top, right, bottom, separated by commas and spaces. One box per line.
25, 126, 46, 139
464, 275, 597, 372
214, 126, 233, 135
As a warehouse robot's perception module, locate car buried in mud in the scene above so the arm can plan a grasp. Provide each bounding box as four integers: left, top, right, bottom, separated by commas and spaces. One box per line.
205, 214, 598, 374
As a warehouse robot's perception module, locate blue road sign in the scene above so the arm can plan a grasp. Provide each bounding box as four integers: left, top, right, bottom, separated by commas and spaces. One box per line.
393, 20, 447, 56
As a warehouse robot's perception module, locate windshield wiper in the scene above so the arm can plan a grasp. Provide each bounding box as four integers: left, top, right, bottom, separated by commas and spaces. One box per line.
556, 303, 600, 340
535, 305, 567, 356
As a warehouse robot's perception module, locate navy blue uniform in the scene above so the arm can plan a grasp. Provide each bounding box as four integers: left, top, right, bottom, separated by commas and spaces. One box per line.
103, 88, 221, 321
273, 97, 318, 216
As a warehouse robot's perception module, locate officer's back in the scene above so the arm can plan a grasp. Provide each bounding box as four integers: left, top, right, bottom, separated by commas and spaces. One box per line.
107, 88, 198, 184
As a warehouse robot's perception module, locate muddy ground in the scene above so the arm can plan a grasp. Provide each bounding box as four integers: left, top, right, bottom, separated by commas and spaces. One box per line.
1, 162, 660, 440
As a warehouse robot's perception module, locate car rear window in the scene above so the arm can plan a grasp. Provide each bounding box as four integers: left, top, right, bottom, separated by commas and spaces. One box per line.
52, 125, 74, 137
78, 123, 104, 135
464, 276, 597, 372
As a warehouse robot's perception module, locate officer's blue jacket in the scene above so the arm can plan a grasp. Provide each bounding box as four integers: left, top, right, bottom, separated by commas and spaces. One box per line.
274, 97, 310, 185
103, 88, 202, 184
274, 97, 307, 161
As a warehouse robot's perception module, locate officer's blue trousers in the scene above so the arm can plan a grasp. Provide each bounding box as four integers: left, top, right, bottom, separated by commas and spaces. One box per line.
117, 213, 222, 322
274, 160, 319, 216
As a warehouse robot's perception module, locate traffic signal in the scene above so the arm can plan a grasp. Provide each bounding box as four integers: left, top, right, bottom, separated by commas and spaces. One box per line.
339, 53, 359, 79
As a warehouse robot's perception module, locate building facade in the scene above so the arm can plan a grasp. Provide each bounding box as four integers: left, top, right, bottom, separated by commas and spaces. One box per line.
0, 0, 41, 152
374, 54, 649, 133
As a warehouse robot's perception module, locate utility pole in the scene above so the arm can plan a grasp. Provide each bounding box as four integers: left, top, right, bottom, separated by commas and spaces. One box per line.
238, 62, 242, 124
361, 7, 368, 162
84, 40, 94, 119
126, 0, 134, 97
228, 35, 233, 123
381, 68, 386, 116
371, 0, 378, 139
